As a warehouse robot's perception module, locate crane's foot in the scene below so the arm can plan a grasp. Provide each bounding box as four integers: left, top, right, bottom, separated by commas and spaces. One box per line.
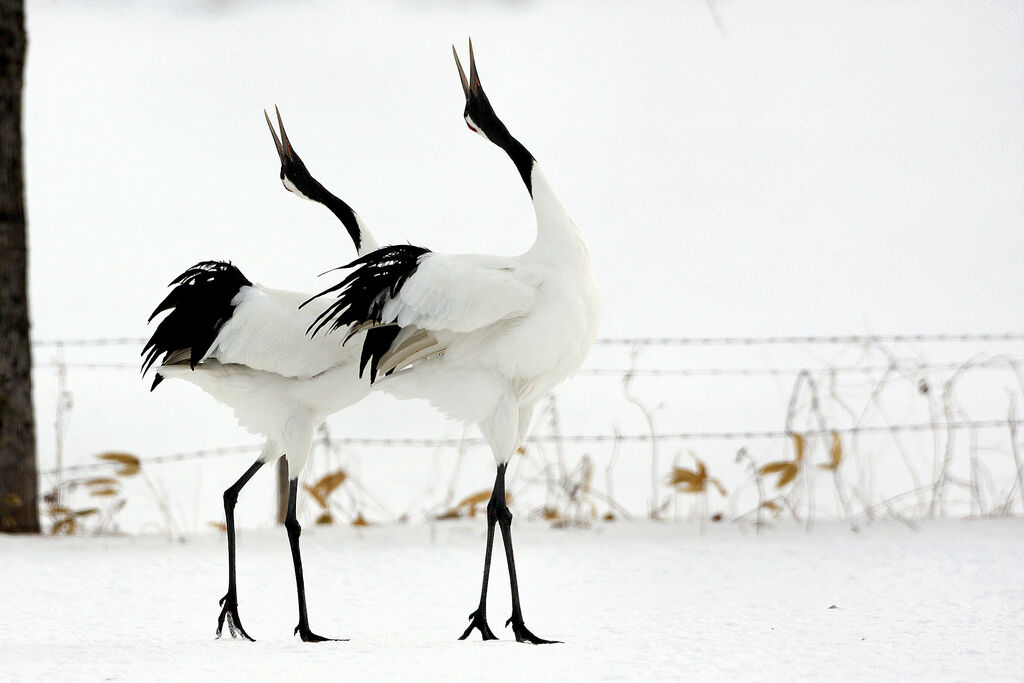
459, 608, 498, 641
216, 593, 255, 641
506, 615, 560, 644
294, 623, 346, 643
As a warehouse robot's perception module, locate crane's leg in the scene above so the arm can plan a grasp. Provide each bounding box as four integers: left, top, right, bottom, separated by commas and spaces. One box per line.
458, 467, 501, 641
217, 457, 266, 641
494, 463, 560, 644
284, 476, 340, 642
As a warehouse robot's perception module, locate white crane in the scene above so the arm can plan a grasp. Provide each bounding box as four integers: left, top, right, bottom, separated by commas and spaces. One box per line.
142, 109, 378, 642
305, 40, 602, 644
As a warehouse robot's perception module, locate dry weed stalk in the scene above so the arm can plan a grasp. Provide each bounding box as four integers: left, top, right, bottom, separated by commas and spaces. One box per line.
32, 339, 1024, 533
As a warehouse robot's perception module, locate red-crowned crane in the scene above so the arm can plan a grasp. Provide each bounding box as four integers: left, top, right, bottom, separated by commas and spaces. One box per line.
305, 41, 602, 644
142, 110, 377, 642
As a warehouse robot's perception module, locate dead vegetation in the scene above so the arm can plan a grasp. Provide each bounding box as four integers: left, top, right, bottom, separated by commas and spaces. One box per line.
33, 339, 1024, 535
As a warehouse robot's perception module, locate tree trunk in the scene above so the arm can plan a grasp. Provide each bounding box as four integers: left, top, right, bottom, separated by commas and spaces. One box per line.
0, 0, 38, 534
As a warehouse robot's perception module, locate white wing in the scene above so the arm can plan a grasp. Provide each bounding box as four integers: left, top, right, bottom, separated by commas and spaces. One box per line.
381, 253, 536, 334
209, 285, 357, 378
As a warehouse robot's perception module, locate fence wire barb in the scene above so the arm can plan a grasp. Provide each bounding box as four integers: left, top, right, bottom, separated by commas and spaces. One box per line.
594, 334, 1024, 346
39, 418, 1015, 477
32, 359, 1024, 377
30, 332, 1024, 349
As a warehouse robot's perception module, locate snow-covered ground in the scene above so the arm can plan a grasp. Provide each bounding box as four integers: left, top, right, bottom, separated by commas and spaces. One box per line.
3, 520, 1022, 680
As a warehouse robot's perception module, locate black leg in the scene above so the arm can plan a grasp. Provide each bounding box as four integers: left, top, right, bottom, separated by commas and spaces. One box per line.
217, 458, 265, 641
285, 475, 342, 642
494, 464, 561, 644
458, 467, 502, 641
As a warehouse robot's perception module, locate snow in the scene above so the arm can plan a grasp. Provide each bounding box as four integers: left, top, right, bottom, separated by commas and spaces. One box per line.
3, 520, 1022, 680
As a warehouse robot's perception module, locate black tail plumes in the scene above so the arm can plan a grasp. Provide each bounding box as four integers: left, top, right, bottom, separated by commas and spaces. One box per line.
302, 245, 429, 382
142, 261, 252, 386
303, 245, 429, 337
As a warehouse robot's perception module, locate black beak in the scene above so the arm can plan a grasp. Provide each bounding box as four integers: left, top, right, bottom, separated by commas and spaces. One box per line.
264, 105, 295, 164
452, 37, 481, 100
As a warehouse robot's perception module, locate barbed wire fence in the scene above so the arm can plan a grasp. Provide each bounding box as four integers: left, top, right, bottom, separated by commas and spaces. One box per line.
28, 333, 1024, 536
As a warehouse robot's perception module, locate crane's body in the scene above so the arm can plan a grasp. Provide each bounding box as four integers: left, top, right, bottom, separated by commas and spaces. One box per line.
152, 283, 368, 477
306, 41, 601, 643
142, 110, 375, 642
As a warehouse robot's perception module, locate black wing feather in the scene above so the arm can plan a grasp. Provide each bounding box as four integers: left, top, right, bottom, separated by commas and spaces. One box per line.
302, 244, 430, 379
141, 261, 252, 382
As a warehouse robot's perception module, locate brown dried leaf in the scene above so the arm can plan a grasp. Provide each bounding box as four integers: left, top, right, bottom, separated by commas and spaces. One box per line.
315, 511, 334, 525
667, 467, 702, 486
775, 464, 799, 488
48, 505, 72, 517
312, 470, 347, 496
540, 506, 562, 521
792, 434, 806, 462
74, 508, 100, 517
351, 513, 369, 527
98, 452, 140, 466
694, 456, 707, 480
435, 509, 461, 520
710, 478, 728, 497
85, 477, 119, 487
819, 432, 843, 470
455, 490, 491, 509
602, 512, 616, 522
90, 487, 119, 497
51, 517, 76, 535
677, 480, 706, 494
98, 452, 141, 476
207, 521, 227, 532
761, 500, 780, 511
303, 470, 349, 510
758, 461, 791, 475
303, 484, 328, 510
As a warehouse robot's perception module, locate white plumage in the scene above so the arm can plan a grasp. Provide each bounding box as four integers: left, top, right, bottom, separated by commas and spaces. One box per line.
307, 41, 601, 644
143, 109, 377, 643
155, 288, 368, 476
375, 183, 601, 452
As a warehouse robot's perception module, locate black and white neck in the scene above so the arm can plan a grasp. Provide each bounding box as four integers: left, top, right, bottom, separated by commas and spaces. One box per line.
453, 41, 586, 266
454, 43, 535, 196
266, 107, 379, 256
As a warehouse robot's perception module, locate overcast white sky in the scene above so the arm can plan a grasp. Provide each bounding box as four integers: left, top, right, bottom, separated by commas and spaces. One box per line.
20, 0, 1024, 527
24, 0, 1023, 343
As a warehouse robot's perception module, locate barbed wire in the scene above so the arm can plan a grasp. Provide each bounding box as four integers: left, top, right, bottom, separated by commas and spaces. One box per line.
592, 334, 1024, 346
32, 337, 147, 348
30, 332, 1024, 350
31, 358, 1024, 377
581, 359, 1024, 377
38, 418, 1015, 477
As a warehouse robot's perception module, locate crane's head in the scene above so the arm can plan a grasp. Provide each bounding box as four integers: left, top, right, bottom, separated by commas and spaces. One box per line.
265, 105, 318, 201
452, 39, 511, 146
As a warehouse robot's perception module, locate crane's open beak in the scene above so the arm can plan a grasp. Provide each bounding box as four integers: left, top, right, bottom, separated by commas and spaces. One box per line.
264, 105, 294, 164
452, 37, 481, 100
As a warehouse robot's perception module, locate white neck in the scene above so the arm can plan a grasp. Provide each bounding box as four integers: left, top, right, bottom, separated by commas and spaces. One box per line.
353, 213, 380, 257
282, 177, 379, 257
524, 162, 589, 265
